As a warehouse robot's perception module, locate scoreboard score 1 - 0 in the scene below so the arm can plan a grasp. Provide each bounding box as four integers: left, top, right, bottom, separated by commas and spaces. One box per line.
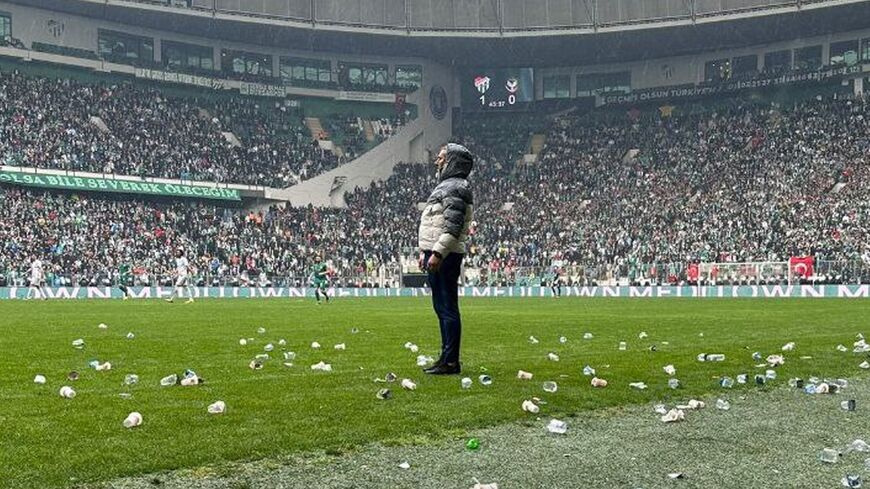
463, 68, 534, 111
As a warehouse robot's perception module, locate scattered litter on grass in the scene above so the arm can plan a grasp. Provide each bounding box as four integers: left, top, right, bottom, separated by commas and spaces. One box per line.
837, 344, 848, 352
264, 343, 274, 352
654, 404, 668, 415
559, 336, 568, 344
583, 365, 596, 376
479, 375, 492, 386
401, 379, 417, 390
311, 342, 321, 349
95, 362, 112, 371
782, 342, 795, 351
59, 386, 76, 398
661, 409, 684, 423
715, 399, 731, 411
846, 440, 870, 453
311, 361, 332, 372
404, 342, 419, 353
461, 377, 473, 389
119, 393, 132, 400
543, 381, 558, 393
283, 352, 296, 361
470, 481, 499, 489
465, 438, 480, 450
282, 362, 293, 368
591, 377, 608, 388
697, 353, 725, 362
767, 355, 785, 366
546, 419, 567, 434
860, 361, 870, 370
841, 400, 856, 411
854, 340, 870, 353
841, 475, 862, 488
160, 374, 178, 385
124, 374, 139, 385
663, 364, 676, 376
207, 401, 225, 414
677, 399, 705, 410
98, 323, 108, 330
72, 339, 85, 349
248, 360, 263, 370
820, 448, 840, 463
547, 352, 560, 362
639, 331, 648, 339
668, 473, 686, 480
522, 400, 539, 413
278, 339, 286, 346
68, 371, 79, 381
629, 382, 648, 390
416, 355, 434, 367
528, 336, 539, 344
122, 412, 142, 429
376, 389, 391, 400
33, 375, 46, 385
334, 343, 346, 351
766, 370, 778, 380
126, 332, 135, 339
720, 377, 734, 388
239, 339, 247, 346
398, 461, 410, 470
668, 378, 681, 389
517, 370, 533, 380
737, 374, 748, 384
583, 332, 593, 339
618, 341, 627, 351
257, 327, 266, 334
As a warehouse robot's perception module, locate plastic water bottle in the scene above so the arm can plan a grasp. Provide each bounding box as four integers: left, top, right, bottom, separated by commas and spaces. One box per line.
160, 374, 177, 386
542, 381, 558, 393
706, 354, 725, 362
618, 341, 627, 351
668, 378, 681, 389
546, 419, 568, 434
819, 448, 839, 463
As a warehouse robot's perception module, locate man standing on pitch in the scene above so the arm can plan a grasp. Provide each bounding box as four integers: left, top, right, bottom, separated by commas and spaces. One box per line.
418, 143, 474, 375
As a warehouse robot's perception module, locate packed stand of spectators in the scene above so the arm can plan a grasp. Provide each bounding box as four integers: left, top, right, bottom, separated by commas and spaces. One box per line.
1, 91, 869, 287
0, 69, 404, 188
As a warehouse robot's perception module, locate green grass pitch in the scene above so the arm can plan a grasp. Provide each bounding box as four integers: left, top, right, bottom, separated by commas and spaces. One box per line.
1, 297, 868, 488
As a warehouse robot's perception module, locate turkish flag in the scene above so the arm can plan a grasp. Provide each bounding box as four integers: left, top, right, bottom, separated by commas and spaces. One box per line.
790, 256, 815, 278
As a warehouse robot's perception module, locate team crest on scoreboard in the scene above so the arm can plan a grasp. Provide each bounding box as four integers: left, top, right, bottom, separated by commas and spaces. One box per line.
429, 85, 448, 120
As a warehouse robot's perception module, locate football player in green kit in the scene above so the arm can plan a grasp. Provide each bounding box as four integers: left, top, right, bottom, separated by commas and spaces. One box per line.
310, 255, 330, 304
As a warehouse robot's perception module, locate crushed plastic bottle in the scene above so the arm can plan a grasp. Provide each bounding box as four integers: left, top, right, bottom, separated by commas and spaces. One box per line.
736, 374, 748, 384
98, 323, 108, 330
376, 388, 392, 400
842, 475, 862, 488
583, 365, 596, 376
542, 381, 558, 393
754, 375, 766, 385
401, 378, 417, 390
517, 370, 533, 380
715, 399, 731, 410
461, 377, 473, 389
160, 374, 177, 386
122, 412, 143, 428
72, 339, 85, 349
264, 343, 274, 352
846, 440, 870, 453
522, 400, 540, 413
34, 374, 46, 385
820, 448, 840, 463
124, 374, 139, 385
720, 377, 734, 388
207, 401, 226, 414
255, 353, 269, 360
654, 404, 668, 415
546, 419, 567, 434
310, 361, 332, 372
661, 408, 685, 423
668, 378, 681, 389
663, 364, 676, 376
765, 369, 777, 380
804, 384, 818, 395
478, 375, 493, 386
59, 386, 76, 399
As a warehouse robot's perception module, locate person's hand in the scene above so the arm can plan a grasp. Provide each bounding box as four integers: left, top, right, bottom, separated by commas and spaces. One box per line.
418, 252, 425, 271
427, 253, 442, 273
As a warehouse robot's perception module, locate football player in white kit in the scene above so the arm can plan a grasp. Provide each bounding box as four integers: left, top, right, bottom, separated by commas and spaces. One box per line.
166, 248, 195, 304
25, 255, 48, 300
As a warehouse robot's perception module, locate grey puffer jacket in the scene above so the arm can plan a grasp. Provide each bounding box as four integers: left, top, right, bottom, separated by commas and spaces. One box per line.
418, 143, 474, 257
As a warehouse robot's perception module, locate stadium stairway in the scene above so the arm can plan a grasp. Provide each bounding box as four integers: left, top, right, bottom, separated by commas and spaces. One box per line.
305, 117, 328, 140
362, 120, 376, 142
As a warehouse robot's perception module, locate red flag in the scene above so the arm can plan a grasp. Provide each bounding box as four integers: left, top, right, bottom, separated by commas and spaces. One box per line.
789, 256, 814, 278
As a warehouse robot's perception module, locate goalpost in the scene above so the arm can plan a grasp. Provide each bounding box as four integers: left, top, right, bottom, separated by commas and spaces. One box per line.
697, 262, 794, 286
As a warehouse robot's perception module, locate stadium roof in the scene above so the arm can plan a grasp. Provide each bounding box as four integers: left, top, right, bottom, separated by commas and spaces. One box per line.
10, 0, 870, 67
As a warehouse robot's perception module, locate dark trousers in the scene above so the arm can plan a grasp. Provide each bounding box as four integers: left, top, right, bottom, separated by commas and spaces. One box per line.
424, 251, 463, 364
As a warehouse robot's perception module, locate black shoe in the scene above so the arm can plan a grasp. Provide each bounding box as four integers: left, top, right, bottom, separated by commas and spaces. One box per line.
423, 362, 461, 375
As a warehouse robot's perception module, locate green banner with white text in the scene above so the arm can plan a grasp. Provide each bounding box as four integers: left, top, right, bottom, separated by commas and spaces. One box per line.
0, 170, 241, 201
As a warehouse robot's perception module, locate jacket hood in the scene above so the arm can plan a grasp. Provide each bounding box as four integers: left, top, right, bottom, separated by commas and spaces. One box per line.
438, 143, 474, 181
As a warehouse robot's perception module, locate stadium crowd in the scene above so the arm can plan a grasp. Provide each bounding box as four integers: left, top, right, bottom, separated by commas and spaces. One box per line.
1, 88, 869, 287
0, 69, 401, 188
